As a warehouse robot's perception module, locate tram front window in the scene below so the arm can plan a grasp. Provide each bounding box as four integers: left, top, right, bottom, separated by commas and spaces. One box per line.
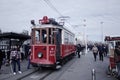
42, 29, 47, 43
35, 30, 40, 43
33, 28, 55, 44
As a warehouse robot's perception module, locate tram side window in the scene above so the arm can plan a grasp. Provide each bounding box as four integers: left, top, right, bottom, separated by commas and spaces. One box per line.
49, 28, 51, 44
48, 28, 55, 44
35, 30, 40, 43
42, 29, 47, 43
52, 28, 55, 44
64, 32, 69, 44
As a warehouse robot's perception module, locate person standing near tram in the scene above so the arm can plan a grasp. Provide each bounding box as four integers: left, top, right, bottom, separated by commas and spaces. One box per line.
76, 44, 81, 58
10, 47, 22, 75
114, 45, 120, 78
27, 49, 31, 69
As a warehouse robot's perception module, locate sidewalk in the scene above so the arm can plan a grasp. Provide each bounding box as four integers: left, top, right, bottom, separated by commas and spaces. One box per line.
57, 51, 116, 80
0, 60, 35, 80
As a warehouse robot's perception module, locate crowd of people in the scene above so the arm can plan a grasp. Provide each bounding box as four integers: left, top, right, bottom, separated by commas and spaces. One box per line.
91, 43, 108, 62
76, 43, 108, 62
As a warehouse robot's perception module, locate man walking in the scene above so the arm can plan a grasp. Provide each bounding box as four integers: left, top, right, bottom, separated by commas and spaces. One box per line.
98, 44, 104, 61
76, 44, 81, 58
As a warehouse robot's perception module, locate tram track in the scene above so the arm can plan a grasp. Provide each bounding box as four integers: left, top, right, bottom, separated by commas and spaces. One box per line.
39, 70, 54, 80
43, 57, 77, 80
17, 57, 76, 80
54, 59, 76, 80
16, 68, 54, 80
53, 58, 76, 80
17, 68, 39, 80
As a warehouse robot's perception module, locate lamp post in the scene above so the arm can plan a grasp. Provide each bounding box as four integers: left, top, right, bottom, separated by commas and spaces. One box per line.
72, 19, 87, 54
83, 19, 87, 54
72, 25, 84, 45
100, 22, 104, 43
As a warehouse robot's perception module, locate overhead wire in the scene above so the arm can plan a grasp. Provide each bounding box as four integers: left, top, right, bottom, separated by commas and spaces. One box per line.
44, 0, 63, 16
43, 0, 74, 30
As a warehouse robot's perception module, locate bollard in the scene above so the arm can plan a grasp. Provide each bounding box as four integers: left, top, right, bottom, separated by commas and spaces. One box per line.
92, 69, 96, 80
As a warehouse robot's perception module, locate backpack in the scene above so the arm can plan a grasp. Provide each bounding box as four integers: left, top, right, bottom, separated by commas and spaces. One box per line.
11, 51, 18, 60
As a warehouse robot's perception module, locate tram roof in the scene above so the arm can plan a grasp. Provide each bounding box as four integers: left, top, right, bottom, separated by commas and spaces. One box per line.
32, 24, 75, 36
0, 32, 31, 40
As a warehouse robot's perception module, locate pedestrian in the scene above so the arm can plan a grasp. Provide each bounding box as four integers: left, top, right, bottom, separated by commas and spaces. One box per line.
6, 50, 11, 66
114, 45, 120, 79
20, 46, 25, 60
0, 49, 3, 71
2, 51, 6, 65
103, 44, 107, 57
10, 47, 22, 75
76, 44, 81, 58
92, 45, 98, 61
98, 44, 104, 61
27, 49, 31, 69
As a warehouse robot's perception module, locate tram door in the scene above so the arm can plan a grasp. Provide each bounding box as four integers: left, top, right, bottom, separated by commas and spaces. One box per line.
55, 29, 61, 61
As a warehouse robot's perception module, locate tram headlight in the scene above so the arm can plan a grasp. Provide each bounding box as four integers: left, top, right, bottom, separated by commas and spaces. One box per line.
38, 52, 43, 58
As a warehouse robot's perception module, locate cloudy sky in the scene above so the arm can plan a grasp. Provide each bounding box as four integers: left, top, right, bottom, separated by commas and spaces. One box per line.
0, 0, 120, 41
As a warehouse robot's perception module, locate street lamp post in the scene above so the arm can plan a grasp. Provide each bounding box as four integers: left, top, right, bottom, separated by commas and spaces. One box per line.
83, 19, 87, 54
72, 25, 84, 45
100, 22, 104, 43
72, 19, 88, 54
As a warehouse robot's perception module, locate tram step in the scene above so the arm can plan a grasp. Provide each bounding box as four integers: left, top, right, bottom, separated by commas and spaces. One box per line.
56, 65, 62, 69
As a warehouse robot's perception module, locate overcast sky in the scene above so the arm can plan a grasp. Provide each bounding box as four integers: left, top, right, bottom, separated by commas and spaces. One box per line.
0, 0, 120, 41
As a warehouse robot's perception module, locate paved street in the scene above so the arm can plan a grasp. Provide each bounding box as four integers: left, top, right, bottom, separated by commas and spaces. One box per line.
0, 51, 117, 80
44, 51, 116, 80
57, 52, 115, 80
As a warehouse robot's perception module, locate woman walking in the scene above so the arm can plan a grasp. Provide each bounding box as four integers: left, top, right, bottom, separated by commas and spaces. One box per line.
92, 45, 98, 61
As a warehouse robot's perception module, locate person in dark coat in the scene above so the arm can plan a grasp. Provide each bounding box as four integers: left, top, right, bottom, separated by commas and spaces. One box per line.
103, 44, 108, 57
27, 49, 31, 69
7, 50, 11, 61
114, 45, 120, 78
98, 44, 104, 61
0, 49, 3, 70
76, 44, 81, 58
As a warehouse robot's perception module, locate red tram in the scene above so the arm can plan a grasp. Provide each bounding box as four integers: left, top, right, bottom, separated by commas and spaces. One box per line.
30, 16, 76, 69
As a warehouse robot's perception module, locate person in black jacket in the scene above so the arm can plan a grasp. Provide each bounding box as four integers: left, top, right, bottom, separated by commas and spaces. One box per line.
98, 44, 104, 61
0, 49, 3, 70
114, 45, 120, 79
76, 44, 81, 58
27, 49, 31, 69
